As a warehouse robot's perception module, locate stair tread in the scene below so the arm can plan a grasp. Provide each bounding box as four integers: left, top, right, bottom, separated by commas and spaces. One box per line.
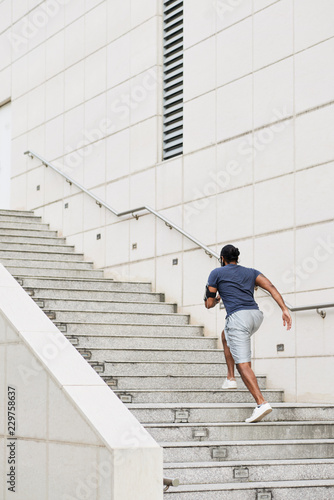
165, 479, 334, 491
146, 420, 334, 427
114, 389, 282, 393
164, 457, 334, 467
17, 276, 151, 284
0, 227, 54, 232
105, 359, 226, 364
58, 320, 200, 325
27, 287, 159, 294
0, 216, 41, 220
128, 402, 334, 408
47, 309, 188, 318
0, 249, 83, 256
0, 223, 48, 231
16, 275, 116, 282
0, 234, 63, 240
8, 266, 100, 272
103, 374, 236, 378
162, 438, 334, 447
77, 347, 222, 352
36, 298, 175, 305
1, 257, 93, 264
0, 210, 35, 215
66, 334, 209, 339
0, 242, 75, 248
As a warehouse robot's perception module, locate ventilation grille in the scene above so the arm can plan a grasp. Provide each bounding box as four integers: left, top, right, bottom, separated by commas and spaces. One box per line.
163, 0, 184, 160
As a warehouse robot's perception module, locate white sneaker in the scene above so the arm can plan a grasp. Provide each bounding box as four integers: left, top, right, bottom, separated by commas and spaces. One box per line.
245, 403, 272, 423
222, 378, 237, 389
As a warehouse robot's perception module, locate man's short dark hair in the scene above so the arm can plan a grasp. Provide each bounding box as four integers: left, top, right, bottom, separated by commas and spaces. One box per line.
220, 244, 240, 263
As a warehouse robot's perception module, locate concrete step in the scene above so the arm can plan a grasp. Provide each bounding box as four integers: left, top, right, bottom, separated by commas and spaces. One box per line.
0, 214, 42, 223
0, 227, 58, 237
101, 360, 228, 377
101, 375, 267, 391
0, 242, 75, 253
0, 221, 50, 230
50, 310, 190, 325
161, 439, 334, 463
67, 334, 217, 350
83, 347, 225, 363
127, 403, 334, 424
58, 322, 204, 337
18, 276, 152, 292
113, 389, 283, 404
30, 287, 164, 303
0, 249, 84, 262
0, 209, 35, 217
35, 298, 177, 314
163, 479, 334, 499
164, 458, 334, 485
0, 257, 94, 270
145, 421, 334, 442
9, 267, 103, 278
0, 235, 67, 245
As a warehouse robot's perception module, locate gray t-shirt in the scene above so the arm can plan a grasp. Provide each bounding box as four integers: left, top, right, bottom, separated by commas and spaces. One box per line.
207, 264, 261, 318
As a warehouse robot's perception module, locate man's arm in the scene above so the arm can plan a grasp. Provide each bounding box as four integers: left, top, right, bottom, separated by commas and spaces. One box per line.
255, 274, 292, 330
204, 286, 220, 309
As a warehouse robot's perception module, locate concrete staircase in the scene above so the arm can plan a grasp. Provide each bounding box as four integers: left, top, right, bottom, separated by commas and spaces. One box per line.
1, 209, 334, 499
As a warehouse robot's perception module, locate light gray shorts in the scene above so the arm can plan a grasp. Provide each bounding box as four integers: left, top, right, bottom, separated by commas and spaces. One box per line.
224, 309, 264, 364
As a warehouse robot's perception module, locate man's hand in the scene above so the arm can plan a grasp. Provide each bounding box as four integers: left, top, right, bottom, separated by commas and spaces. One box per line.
282, 308, 292, 330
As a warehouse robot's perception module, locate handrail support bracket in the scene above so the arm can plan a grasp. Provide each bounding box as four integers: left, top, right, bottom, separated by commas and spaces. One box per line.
317, 308, 326, 319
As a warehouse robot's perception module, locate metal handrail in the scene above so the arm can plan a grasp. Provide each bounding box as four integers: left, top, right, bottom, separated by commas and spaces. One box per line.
24, 150, 217, 259
25, 150, 334, 317
220, 286, 334, 317
256, 288, 334, 318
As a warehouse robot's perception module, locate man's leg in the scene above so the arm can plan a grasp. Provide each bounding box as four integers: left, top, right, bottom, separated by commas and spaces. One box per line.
236, 362, 266, 405
221, 330, 235, 380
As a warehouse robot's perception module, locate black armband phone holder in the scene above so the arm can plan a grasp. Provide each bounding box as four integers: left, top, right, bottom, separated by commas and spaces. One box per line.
204, 285, 217, 301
